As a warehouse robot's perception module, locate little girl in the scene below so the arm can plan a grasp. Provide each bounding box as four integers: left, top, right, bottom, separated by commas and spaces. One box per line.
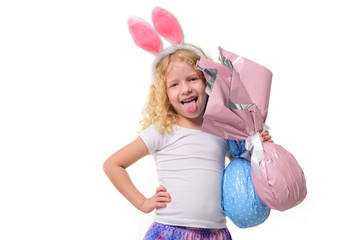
104, 44, 271, 239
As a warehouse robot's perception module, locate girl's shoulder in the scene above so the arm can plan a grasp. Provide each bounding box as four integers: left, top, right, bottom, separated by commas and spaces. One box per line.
140, 124, 165, 136
140, 124, 213, 141
139, 125, 170, 154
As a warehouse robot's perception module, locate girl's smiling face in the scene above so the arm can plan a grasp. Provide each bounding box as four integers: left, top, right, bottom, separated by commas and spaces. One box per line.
165, 58, 207, 128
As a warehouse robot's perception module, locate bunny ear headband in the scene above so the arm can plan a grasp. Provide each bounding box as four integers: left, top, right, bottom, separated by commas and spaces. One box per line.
128, 7, 205, 84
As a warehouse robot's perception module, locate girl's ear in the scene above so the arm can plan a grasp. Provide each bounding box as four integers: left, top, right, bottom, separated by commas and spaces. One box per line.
128, 17, 161, 53
152, 7, 183, 45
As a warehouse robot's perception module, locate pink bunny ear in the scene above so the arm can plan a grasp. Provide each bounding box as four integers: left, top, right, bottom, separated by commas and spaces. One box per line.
128, 17, 161, 53
152, 7, 183, 45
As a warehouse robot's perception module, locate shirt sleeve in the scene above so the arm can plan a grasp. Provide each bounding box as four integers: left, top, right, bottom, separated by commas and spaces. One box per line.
139, 125, 165, 154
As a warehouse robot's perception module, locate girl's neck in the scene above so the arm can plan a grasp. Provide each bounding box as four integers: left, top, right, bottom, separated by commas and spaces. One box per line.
176, 115, 203, 130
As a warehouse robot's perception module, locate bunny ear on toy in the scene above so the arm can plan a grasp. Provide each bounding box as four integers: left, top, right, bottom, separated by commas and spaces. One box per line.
152, 7, 183, 45
128, 17, 161, 53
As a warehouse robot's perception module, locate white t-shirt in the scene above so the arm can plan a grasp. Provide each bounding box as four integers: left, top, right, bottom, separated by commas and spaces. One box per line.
139, 125, 228, 228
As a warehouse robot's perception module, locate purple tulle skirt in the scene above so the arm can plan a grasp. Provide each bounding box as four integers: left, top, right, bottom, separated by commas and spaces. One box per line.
144, 222, 232, 240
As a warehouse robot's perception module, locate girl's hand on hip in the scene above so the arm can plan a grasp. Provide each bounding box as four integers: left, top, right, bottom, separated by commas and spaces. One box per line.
139, 186, 171, 214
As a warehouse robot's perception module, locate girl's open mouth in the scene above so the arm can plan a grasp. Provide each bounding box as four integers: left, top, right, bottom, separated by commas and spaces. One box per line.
181, 97, 198, 104
181, 97, 198, 114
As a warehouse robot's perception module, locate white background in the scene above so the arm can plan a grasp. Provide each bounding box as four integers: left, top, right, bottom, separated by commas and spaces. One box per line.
1, 0, 359, 239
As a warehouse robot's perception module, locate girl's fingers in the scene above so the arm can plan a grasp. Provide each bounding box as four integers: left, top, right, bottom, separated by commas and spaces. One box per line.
156, 185, 167, 193
261, 131, 269, 137
141, 186, 171, 213
155, 202, 167, 208
261, 131, 273, 142
156, 192, 171, 202
156, 186, 171, 200
155, 194, 171, 199
156, 196, 171, 203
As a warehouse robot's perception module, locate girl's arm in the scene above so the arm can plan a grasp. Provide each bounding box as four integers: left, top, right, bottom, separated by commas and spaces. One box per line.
103, 136, 171, 213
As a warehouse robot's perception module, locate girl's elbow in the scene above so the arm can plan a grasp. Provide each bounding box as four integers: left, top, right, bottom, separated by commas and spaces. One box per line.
103, 157, 126, 174
103, 158, 113, 175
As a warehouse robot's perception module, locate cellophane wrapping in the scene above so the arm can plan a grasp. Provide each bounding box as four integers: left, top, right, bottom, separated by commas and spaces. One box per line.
252, 142, 307, 211
197, 47, 307, 212
222, 139, 270, 228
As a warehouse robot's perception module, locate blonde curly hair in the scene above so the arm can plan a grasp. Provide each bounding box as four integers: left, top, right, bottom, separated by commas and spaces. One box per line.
140, 45, 208, 133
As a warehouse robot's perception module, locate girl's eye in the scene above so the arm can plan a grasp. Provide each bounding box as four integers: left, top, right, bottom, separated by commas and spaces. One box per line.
169, 83, 178, 88
189, 78, 198, 82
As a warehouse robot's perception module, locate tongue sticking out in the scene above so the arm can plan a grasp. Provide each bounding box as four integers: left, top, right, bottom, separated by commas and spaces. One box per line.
183, 100, 197, 114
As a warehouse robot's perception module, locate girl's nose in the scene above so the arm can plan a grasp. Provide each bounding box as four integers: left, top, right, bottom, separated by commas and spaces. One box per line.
181, 82, 192, 94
